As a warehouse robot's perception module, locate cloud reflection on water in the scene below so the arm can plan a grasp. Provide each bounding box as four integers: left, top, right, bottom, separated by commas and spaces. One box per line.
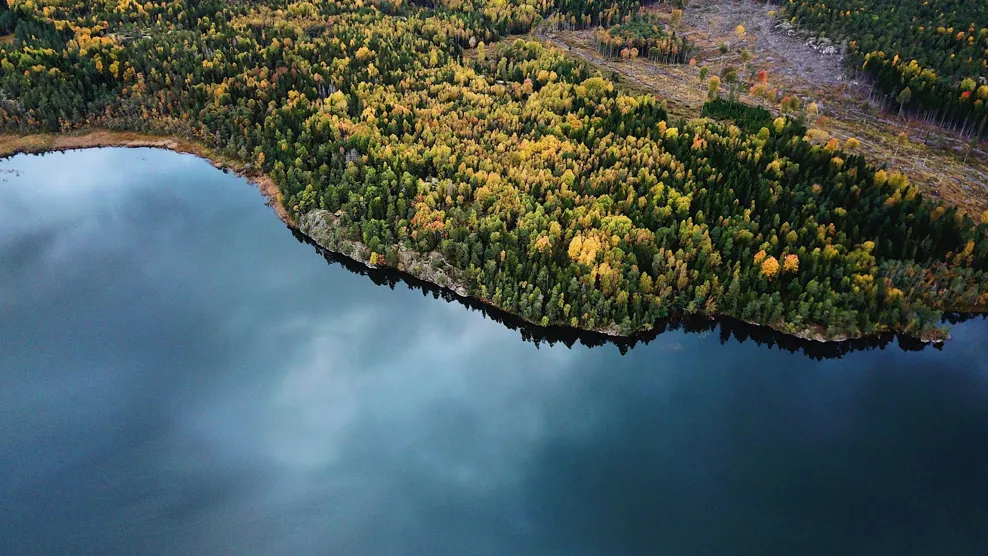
0, 149, 986, 555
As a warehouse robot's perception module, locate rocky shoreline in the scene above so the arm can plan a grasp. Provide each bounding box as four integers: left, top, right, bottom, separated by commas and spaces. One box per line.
297, 208, 948, 344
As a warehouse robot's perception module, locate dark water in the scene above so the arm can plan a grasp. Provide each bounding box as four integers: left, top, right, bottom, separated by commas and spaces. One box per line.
1, 149, 986, 555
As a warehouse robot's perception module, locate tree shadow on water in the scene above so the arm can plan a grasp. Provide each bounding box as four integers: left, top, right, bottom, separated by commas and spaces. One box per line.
291, 227, 983, 361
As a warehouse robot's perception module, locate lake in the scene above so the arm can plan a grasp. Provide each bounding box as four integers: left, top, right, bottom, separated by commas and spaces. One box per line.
1, 148, 986, 555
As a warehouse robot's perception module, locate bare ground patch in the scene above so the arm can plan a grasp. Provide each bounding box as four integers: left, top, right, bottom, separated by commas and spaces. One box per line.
538, 0, 988, 219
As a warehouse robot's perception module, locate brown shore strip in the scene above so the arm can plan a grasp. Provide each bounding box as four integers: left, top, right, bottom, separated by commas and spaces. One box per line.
0, 130, 958, 345
0, 130, 292, 225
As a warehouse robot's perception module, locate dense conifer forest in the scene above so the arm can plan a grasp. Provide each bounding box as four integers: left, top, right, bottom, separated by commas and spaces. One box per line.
1, 0, 986, 340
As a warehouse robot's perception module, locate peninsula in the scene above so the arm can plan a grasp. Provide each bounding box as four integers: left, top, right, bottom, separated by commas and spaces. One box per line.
2, 0, 986, 342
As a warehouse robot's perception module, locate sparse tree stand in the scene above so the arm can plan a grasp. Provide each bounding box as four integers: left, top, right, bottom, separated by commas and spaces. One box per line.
891, 129, 909, 167
720, 66, 739, 100
670, 9, 682, 28
593, 13, 694, 64
963, 138, 978, 165
897, 87, 912, 118
780, 0, 988, 139
707, 76, 721, 100
739, 48, 752, 80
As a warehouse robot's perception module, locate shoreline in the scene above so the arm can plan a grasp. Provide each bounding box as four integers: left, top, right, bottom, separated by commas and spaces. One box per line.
0, 130, 293, 226
0, 129, 964, 345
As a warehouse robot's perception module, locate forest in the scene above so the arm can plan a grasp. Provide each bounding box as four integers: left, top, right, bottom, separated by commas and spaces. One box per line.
1, 0, 986, 340
778, 0, 988, 138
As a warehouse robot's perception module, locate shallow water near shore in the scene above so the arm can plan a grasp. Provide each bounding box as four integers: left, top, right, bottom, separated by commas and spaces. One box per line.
1, 148, 986, 555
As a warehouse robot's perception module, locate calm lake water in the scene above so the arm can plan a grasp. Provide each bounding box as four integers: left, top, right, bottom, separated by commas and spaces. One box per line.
1, 149, 987, 555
